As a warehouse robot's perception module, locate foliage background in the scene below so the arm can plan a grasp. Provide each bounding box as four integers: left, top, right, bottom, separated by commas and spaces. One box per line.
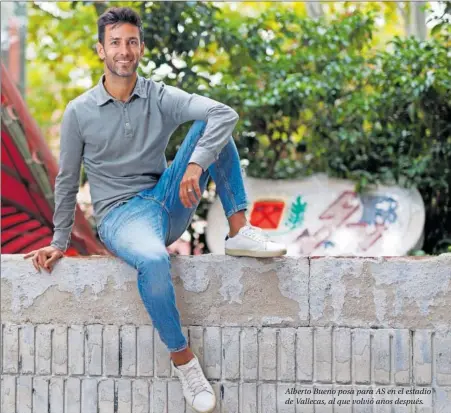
26, 1, 450, 254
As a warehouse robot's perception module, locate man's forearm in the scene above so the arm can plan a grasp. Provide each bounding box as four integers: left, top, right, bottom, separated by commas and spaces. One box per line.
189, 103, 239, 171
50, 177, 79, 252
162, 86, 240, 172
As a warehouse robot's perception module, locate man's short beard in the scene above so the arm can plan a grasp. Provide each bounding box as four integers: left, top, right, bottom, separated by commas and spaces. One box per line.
105, 59, 139, 77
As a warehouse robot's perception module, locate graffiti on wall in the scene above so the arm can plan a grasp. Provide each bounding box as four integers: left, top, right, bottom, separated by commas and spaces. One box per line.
249, 200, 286, 229
248, 191, 398, 255
206, 175, 424, 256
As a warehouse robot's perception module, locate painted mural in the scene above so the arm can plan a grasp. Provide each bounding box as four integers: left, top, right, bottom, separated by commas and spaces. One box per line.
206, 175, 425, 256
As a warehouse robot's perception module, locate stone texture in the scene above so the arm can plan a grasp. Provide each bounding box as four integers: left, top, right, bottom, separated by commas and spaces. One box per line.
132, 379, 149, 413
120, 325, 137, 377
222, 382, 239, 413
81, 378, 98, 413
18, 325, 34, 374
241, 382, 258, 413
1, 254, 450, 412
352, 329, 371, 384
414, 330, 433, 385
258, 328, 277, 381
315, 328, 332, 383
136, 325, 153, 377
373, 329, 391, 384
2, 324, 18, 374
334, 328, 351, 384
222, 327, 240, 380
167, 380, 185, 413
241, 327, 258, 381
154, 331, 171, 378
52, 325, 67, 375
436, 331, 451, 386
103, 325, 119, 377
436, 387, 451, 413
35, 325, 52, 375
204, 326, 221, 379
68, 325, 84, 375
259, 383, 277, 413
85, 324, 102, 376
117, 378, 132, 413
0, 325, 447, 412
189, 325, 204, 365
296, 327, 313, 382
49, 377, 64, 413
210, 381, 221, 413
16, 375, 32, 413
152, 380, 167, 412
278, 328, 296, 381
1, 254, 309, 326
393, 329, 410, 385
33, 378, 49, 412
309, 255, 451, 329
3, 254, 449, 329
1, 375, 16, 413
98, 379, 114, 413
65, 377, 81, 413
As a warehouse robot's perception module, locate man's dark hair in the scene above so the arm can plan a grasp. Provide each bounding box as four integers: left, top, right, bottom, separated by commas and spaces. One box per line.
97, 7, 144, 45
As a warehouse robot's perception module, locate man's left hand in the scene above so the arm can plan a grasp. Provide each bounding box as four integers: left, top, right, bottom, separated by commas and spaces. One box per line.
179, 163, 203, 208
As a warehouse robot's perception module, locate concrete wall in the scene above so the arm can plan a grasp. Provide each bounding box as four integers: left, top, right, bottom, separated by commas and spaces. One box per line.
1, 253, 451, 412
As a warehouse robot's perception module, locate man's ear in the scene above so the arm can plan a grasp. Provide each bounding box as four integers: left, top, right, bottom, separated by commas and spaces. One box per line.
140, 42, 145, 58
96, 42, 105, 60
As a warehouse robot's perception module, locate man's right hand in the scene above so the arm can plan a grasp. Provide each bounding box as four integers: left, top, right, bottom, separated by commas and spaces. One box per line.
24, 246, 64, 273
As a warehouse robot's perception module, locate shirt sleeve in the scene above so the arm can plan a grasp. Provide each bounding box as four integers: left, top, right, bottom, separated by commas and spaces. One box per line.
50, 101, 84, 252
159, 84, 239, 171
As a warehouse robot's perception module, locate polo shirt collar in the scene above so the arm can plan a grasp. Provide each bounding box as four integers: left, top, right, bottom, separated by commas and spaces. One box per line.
96, 73, 147, 106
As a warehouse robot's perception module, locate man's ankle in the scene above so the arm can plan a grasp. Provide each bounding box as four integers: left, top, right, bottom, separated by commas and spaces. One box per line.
171, 347, 194, 366
227, 211, 248, 237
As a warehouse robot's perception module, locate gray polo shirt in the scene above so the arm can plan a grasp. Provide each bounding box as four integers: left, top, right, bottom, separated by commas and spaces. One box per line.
50, 74, 239, 252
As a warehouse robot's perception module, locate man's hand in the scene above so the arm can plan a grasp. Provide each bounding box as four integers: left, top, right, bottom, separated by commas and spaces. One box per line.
179, 163, 203, 208
24, 246, 64, 273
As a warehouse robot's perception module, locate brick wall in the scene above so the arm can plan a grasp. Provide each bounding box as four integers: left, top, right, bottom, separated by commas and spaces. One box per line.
1, 254, 450, 412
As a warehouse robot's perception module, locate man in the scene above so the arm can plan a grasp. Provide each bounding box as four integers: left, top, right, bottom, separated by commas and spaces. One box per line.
24, 7, 286, 413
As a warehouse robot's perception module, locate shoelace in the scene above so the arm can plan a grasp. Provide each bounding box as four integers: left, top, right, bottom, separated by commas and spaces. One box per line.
183, 364, 210, 395
241, 225, 270, 243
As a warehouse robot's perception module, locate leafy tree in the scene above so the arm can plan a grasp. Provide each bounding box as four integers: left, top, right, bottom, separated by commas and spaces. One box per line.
26, 2, 103, 141
26, 2, 450, 254
208, 8, 450, 253
428, 1, 451, 37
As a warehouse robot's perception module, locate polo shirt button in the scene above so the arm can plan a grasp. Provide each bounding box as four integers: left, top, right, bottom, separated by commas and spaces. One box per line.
126, 123, 130, 126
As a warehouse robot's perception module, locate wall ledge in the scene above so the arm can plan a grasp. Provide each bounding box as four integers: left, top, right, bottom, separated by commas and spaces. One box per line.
2, 254, 450, 329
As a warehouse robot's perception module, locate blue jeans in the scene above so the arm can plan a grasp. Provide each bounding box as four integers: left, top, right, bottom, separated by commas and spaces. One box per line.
97, 121, 248, 352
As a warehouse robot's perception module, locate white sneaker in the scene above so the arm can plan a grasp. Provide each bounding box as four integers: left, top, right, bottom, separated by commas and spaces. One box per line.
224, 225, 287, 258
171, 355, 216, 413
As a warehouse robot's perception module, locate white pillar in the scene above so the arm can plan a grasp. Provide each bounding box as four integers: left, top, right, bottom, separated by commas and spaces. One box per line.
306, 1, 323, 19
407, 1, 427, 40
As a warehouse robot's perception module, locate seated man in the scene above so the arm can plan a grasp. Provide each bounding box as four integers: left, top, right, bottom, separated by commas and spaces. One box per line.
25, 7, 286, 413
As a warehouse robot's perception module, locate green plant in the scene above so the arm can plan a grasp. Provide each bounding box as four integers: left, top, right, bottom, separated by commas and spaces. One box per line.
208, 9, 450, 254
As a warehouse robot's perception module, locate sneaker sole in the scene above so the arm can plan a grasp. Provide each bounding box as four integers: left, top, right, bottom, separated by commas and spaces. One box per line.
225, 248, 287, 258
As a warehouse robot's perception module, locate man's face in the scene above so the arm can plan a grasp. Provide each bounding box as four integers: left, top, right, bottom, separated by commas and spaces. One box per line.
97, 23, 144, 78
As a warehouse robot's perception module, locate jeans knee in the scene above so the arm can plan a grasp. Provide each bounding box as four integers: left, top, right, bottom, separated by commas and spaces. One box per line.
137, 254, 172, 298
